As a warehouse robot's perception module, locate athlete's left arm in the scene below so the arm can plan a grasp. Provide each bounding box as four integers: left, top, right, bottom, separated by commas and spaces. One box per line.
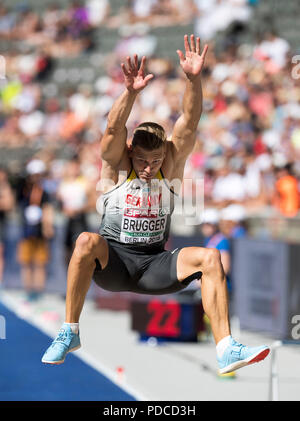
171, 35, 208, 162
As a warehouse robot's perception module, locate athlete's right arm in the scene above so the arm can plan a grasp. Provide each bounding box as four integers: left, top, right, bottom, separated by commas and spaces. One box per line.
100, 55, 154, 168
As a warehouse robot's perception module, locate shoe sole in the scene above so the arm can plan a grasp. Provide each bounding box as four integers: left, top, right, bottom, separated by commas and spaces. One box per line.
219, 347, 270, 374
42, 345, 81, 365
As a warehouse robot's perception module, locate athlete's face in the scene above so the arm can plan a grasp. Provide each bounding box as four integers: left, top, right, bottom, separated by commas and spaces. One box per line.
129, 145, 166, 182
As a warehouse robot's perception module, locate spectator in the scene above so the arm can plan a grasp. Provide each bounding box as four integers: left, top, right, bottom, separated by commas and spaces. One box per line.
193, 0, 252, 41
41, 3, 63, 41
210, 159, 248, 207
273, 164, 300, 218
58, 103, 86, 141
68, 1, 90, 37
199, 207, 234, 296
42, 98, 63, 142
0, 3, 17, 38
86, 0, 110, 27
219, 204, 247, 239
200, 208, 231, 276
253, 29, 290, 71
57, 158, 93, 265
219, 204, 247, 300
18, 108, 45, 141
12, 7, 40, 40
129, 0, 157, 23
34, 47, 54, 82
17, 160, 54, 301
115, 25, 157, 60
0, 167, 15, 288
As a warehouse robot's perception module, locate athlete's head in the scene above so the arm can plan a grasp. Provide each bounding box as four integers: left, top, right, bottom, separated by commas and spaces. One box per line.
129, 122, 167, 181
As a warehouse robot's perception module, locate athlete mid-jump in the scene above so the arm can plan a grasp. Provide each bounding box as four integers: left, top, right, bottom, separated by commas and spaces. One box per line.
42, 35, 270, 374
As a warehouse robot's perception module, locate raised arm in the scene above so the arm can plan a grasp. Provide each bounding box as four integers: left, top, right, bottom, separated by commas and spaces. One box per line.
100, 55, 154, 168
171, 35, 208, 161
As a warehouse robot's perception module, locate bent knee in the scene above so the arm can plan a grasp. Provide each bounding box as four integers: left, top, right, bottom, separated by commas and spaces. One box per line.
75, 232, 105, 259
76, 232, 93, 250
202, 248, 221, 269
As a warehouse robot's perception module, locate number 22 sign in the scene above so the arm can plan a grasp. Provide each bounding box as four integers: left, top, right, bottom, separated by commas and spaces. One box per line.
146, 300, 181, 337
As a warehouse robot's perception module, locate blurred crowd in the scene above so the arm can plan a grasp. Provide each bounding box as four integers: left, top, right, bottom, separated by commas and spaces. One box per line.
0, 0, 300, 298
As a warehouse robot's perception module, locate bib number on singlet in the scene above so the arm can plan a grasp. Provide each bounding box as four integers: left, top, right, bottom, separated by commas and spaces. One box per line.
119, 186, 170, 245
120, 212, 167, 244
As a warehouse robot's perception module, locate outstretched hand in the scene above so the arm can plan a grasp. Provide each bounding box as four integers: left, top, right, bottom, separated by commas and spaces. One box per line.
177, 34, 208, 80
121, 55, 154, 93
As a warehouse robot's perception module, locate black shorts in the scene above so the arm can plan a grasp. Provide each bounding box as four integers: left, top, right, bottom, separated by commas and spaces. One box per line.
93, 239, 202, 295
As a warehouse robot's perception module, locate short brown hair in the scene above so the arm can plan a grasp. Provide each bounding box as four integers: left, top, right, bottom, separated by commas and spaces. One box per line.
132, 122, 166, 150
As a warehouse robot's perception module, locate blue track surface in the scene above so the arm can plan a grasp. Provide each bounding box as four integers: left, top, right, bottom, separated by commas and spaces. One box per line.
0, 302, 136, 401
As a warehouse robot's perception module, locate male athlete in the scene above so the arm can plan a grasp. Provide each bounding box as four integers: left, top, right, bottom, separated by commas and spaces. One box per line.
42, 35, 270, 374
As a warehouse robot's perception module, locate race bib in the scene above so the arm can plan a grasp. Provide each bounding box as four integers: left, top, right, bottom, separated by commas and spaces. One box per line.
120, 184, 168, 245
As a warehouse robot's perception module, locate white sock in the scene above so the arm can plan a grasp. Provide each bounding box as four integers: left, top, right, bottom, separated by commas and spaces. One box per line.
216, 335, 232, 358
64, 322, 79, 334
